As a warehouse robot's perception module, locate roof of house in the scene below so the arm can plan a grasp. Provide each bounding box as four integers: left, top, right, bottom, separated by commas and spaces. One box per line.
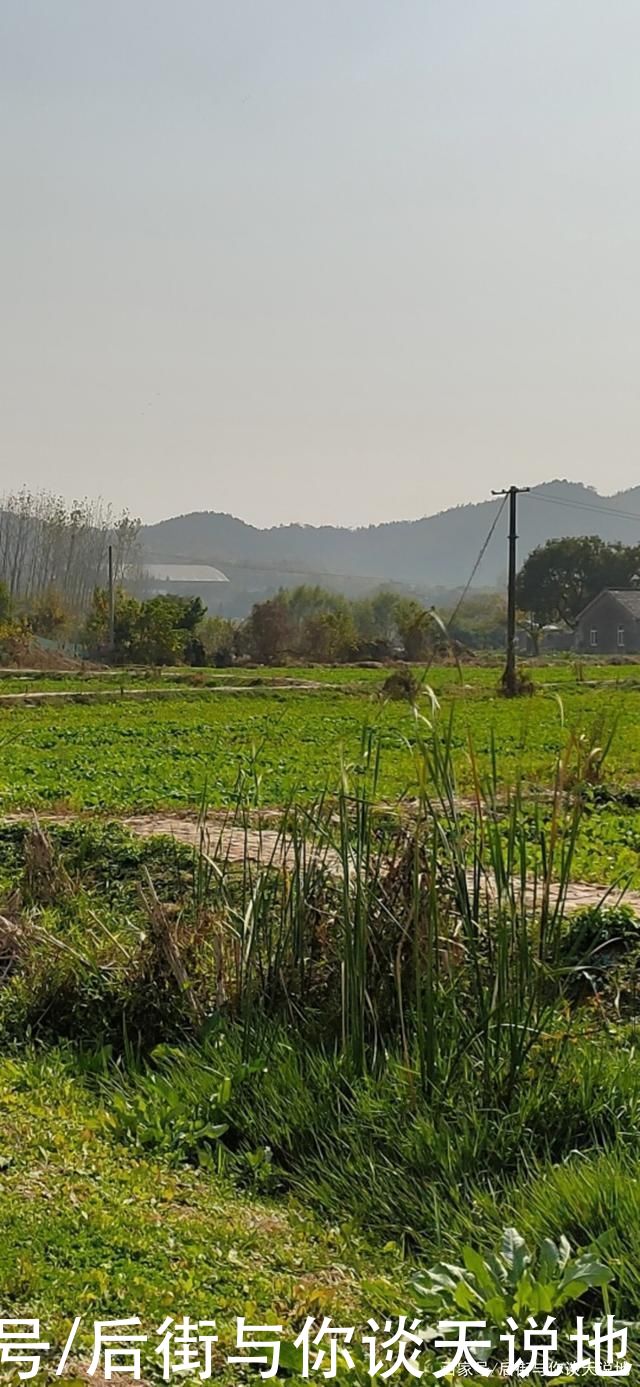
578, 587, 640, 622
145, 562, 228, 583
605, 589, 640, 619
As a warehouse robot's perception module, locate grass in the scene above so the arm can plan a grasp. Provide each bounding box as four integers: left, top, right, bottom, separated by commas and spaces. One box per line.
8, 1043, 637, 1376
0, 678, 638, 1378
109, 1021, 638, 1254
0, 1050, 397, 1377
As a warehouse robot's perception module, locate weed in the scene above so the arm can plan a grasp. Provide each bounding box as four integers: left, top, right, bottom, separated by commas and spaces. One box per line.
413, 1226, 614, 1375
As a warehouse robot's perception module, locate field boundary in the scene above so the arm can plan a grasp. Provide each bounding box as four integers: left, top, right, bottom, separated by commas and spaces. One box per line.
0, 681, 355, 707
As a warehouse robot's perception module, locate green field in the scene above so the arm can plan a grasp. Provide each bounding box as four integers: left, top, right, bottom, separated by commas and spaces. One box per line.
0, 662, 638, 1377
0, 667, 638, 808
2, 662, 640, 890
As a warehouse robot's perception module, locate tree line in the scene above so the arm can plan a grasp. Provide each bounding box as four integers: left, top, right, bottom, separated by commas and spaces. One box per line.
14, 490, 633, 669
88, 532, 640, 668
81, 583, 508, 667
0, 490, 140, 612
209, 586, 490, 666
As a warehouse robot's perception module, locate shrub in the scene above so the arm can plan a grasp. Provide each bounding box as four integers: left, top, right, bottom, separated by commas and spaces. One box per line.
381, 667, 418, 701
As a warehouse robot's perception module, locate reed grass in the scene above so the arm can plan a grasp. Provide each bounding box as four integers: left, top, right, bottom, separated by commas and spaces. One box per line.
144, 698, 601, 1105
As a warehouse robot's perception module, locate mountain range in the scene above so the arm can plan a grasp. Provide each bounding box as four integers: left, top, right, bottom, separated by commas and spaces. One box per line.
141, 481, 640, 600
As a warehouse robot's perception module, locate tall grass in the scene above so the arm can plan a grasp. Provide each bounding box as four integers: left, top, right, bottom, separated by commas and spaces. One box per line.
147, 703, 592, 1105
0, 702, 606, 1108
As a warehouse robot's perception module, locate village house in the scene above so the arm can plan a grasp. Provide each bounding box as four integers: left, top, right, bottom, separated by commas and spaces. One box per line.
573, 581, 640, 655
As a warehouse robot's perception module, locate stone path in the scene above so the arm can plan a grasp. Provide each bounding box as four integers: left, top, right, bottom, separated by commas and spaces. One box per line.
5, 811, 640, 916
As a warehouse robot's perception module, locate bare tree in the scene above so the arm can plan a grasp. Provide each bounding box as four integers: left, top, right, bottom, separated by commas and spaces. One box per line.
0, 489, 141, 614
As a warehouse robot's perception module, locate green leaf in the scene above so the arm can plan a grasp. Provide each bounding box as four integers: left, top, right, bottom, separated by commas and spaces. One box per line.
560, 1254, 613, 1294
413, 1261, 467, 1304
538, 1238, 561, 1283
557, 1258, 614, 1307
484, 1294, 509, 1321
277, 1341, 306, 1376
463, 1246, 499, 1296
453, 1278, 481, 1313
501, 1227, 530, 1282
526, 1281, 555, 1315
198, 1122, 228, 1140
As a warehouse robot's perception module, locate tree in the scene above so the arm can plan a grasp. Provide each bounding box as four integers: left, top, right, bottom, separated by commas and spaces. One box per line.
0, 488, 140, 612
395, 599, 435, 661
516, 536, 640, 628
0, 617, 30, 666
0, 582, 12, 624
169, 595, 207, 633
352, 589, 402, 652
83, 589, 142, 662
198, 615, 236, 666
446, 592, 507, 650
301, 609, 358, 662
134, 597, 186, 665
29, 588, 69, 638
243, 594, 293, 664
134, 595, 207, 664
82, 589, 198, 665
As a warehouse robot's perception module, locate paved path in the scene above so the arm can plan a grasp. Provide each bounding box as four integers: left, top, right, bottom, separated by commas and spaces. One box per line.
5, 811, 640, 916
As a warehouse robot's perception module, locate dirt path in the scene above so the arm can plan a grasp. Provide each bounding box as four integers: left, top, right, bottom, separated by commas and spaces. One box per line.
0, 681, 345, 707
5, 810, 640, 916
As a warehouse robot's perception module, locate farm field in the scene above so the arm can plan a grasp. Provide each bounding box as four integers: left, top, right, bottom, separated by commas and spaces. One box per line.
0, 662, 639, 1375
0, 783, 638, 1373
2, 675, 640, 813
1, 661, 640, 890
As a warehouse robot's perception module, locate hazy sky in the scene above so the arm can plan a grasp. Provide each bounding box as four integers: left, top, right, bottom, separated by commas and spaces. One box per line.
2, 1, 640, 528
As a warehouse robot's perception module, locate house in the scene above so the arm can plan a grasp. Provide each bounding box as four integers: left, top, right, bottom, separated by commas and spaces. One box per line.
574, 583, 640, 655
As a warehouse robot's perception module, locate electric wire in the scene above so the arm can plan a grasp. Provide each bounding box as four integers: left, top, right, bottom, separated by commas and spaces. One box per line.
526, 491, 640, 525
446, 493, 508, 628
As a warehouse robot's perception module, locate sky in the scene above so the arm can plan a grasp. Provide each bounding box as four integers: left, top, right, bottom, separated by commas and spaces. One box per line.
2, 1, 640, 529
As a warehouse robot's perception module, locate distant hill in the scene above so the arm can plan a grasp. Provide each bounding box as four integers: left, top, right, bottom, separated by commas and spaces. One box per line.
142, 481, 640, 599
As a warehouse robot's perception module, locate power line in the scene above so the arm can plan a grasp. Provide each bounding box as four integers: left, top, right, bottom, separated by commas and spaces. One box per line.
447, 494, 507, 628
526, 491, 640, 525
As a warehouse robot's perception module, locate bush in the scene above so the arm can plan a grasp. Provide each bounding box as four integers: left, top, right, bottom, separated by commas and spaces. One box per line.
381, 667, 418, 701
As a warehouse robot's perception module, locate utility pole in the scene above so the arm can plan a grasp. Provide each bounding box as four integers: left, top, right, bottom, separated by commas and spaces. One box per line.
108, 544, 115, 657
491, 485, 529, 696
